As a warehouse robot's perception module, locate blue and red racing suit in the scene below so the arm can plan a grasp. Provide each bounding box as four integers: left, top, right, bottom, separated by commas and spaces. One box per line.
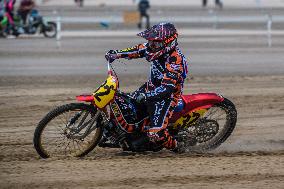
115, 42, 188, 149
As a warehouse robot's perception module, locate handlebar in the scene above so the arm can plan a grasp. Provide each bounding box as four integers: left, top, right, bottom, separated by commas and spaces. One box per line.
107, 60, 120, 89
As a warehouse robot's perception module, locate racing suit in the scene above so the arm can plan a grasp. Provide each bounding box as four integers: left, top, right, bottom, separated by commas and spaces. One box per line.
115, 43, 188, 149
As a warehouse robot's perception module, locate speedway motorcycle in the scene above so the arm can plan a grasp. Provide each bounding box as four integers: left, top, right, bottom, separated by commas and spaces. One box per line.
33, 61, 237, 158
0, 9, 56, 38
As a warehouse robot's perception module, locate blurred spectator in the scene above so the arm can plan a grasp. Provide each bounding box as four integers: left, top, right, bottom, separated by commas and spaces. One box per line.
17, 0, 35, 25
0, 0, 4, 21
202, 0, 223, 9
74, 0, 83, 7
5, 0, 16, 19
138, 0, 150, 30
4, 0, 17, 35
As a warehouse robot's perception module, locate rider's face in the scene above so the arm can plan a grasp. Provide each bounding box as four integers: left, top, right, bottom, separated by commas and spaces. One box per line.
148, 40, 164, 52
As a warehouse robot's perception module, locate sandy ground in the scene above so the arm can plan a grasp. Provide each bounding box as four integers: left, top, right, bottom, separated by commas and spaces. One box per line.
0, 74, 283, 189
1, 7, 284, 188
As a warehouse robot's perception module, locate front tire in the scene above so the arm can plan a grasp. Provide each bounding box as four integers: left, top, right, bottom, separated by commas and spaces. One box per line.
33, 103, 103, 158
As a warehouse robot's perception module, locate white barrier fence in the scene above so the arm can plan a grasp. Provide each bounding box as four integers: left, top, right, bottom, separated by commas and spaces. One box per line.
52, 14, 284, 47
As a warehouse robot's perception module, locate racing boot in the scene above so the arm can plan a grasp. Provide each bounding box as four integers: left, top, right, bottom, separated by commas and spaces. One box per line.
130, 134, 150, 152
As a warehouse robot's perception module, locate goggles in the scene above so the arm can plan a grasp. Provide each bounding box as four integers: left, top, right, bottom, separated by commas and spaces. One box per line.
148, 40, 164, 52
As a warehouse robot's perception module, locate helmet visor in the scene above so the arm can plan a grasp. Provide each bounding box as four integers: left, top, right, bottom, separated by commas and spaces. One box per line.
148, 40, 164, 52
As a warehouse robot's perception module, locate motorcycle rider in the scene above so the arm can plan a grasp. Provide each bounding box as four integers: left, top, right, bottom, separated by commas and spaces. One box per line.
105, 23, 189, 152
17, 0, 36, 33
17, 0, 35, 25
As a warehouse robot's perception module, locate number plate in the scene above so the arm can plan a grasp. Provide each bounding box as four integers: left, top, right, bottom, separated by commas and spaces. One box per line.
173, 109, 208, 129
93, 75, 118, 109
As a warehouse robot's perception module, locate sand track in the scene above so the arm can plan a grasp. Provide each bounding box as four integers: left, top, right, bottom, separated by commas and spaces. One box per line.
0, 74, 283, 188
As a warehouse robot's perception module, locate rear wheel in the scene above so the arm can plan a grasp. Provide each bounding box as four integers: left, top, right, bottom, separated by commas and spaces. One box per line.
185, 98, 237, 152
43, 21, 57, 38
33, 103, 103, 158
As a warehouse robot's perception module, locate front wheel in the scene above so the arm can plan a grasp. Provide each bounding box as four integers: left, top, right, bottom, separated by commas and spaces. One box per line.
33, 103, 103, 158
43, 21, 57, 38
184, 98, 237, 152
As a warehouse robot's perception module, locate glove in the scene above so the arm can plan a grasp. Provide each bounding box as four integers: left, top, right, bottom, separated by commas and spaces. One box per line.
105, 50, 118, 63
136, 93, 146, 103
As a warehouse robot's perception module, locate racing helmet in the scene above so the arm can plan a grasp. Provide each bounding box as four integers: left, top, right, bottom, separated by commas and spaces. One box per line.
137, 22, 178, 61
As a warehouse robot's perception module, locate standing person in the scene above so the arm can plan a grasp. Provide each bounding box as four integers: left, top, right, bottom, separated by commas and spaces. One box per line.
0, 0, 5, 35
0, 0, 4, 22
17, 0, 35, 25
4, 0, 17, 35
202, 0, 223, 9
74, 0, 83, 7
138, 0, 150, 30
105, 23, 190, 152
4, 0, 16, 19
202, 0, 206, 7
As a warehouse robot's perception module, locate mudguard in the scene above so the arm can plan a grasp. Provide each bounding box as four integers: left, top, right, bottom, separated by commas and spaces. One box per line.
170, 93, 224, 123
76, 94, 94, 102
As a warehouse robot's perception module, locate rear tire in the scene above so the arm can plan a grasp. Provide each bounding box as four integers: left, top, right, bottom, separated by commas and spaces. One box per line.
43, 21, 57, 38
33, 103, 103, 158
187, 98, 237, 152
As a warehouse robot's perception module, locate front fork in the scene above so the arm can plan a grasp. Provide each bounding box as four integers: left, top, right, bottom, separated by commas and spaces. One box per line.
64, 108, 101, 140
